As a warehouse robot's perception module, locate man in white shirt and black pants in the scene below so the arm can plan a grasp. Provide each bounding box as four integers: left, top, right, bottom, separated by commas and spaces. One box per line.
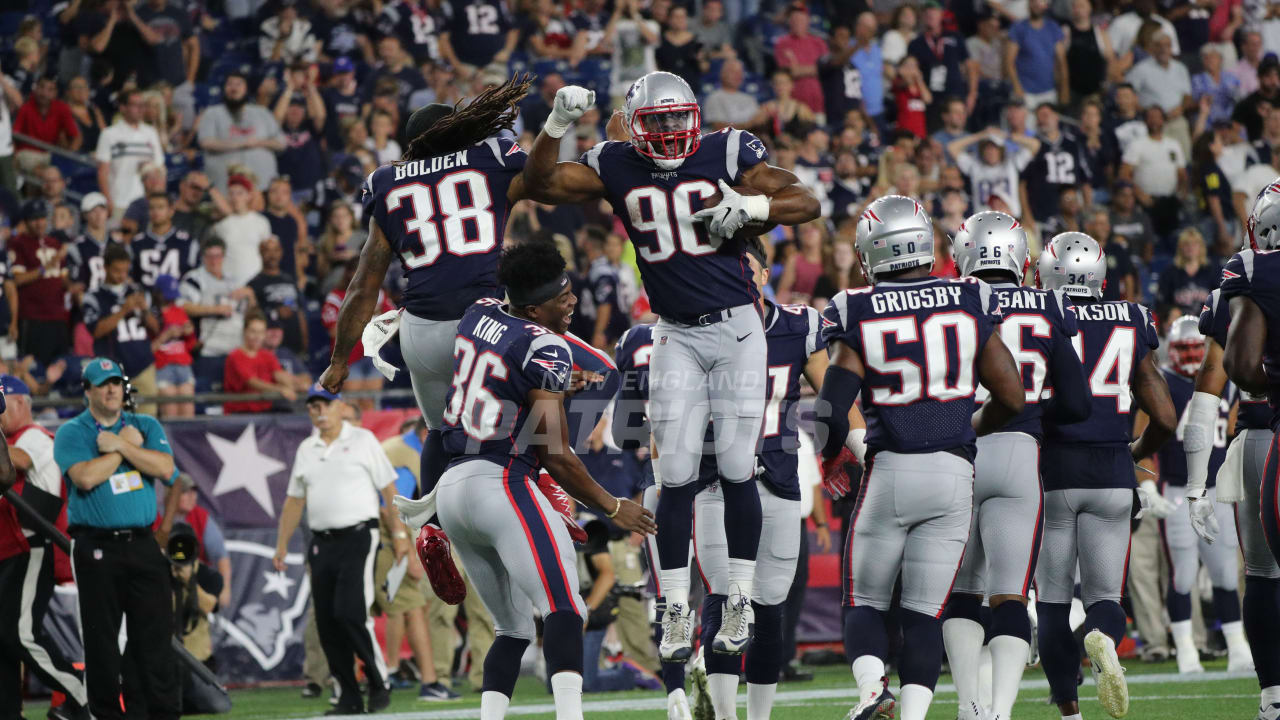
274, 384, 410, 714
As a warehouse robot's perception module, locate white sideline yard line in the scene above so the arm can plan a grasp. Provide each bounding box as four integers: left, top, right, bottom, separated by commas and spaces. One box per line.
296, 671, 1256, 720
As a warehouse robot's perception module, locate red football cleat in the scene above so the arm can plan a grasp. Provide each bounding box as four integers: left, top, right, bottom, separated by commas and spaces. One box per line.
535, 473, 587, 544
416, 524, 466, 605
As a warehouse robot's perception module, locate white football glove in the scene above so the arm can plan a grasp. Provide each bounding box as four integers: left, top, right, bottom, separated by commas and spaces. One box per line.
544, 86, 596, 139
1138, 480, 1175, 519
1187, 494, 1220, 544
393, 491, 437, 530
691, 180, 770, 240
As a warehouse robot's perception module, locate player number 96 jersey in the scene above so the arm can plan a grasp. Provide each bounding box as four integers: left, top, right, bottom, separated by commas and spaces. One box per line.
821, 276, 1003, 461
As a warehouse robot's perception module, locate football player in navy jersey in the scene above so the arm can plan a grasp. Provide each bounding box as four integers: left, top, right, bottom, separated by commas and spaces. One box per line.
943, 211, 1090, 720
1220, 183, 1280, 720
400, 240, 654, 720
816, 195, 1026, 720
1035, 232, 1176, 720
520, 71, 821, 661
1132, 316, 1253, 674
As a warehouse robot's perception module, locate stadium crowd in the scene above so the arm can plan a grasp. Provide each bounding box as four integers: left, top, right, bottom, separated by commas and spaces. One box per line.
4, 0, 1280, 713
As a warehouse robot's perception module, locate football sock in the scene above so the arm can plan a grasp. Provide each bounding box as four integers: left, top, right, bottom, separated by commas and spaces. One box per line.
720, 478, 762, 562
479, 690, 510, 720
1061, 714, 1083, 720
1215, 587, 1243, 623
656, 483, 699, 606
420, 428, 449, 495
707, 672, 739, 720
978, 645, 993, 710
844, 606, 888, 674
1037, 602, 1079, 704
851, 655, 886, 704
744, 602, 784, 684
899, 683, 934, 720
1171, 619, 1198, 666
990, 635, 1030, 719
726, 559, 756, 602
1082, 600, 1127, 647
482, 636, 530, 697
1244, 577, 1280, 687
942, 615, 983, 712
989, 598, 1032, 642
543, 612, 585, 675
1223, 620, 1252, 656
745, 682, 777, 720
1262, 685, 1280, 706
549, 672, 583, 720
898, 609, 944, 690
1168, 589, 1192, 623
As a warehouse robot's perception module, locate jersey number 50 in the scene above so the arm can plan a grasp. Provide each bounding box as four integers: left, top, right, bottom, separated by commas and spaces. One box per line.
387, 170, 497, 269
859, 312, 978, 404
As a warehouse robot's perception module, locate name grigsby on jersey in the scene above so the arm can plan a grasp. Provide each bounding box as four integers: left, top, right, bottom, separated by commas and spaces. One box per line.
394, 150, 470, 180
869, 285, 965, 314
1074, 303, 1133, 322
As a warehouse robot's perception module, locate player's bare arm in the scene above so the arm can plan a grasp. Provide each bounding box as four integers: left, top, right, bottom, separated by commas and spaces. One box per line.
972, 333, 1025, 435
1224, 295, 1269, 394
737, 162, 821, 226
319, 221, 395, 393
1194, 338, 1229, 396
529, 387, 656, 536
519, 86, 609, 205
1129, 352, 1176, 460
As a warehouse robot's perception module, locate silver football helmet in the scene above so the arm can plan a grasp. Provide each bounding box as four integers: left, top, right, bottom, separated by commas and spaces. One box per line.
623, 71, 701, 171
952, 211, 1029, 281
1166, 315, 1205, 377
1036, 232, 1105, 300
856, 195, 934, 283
1248, 177, 1280, 250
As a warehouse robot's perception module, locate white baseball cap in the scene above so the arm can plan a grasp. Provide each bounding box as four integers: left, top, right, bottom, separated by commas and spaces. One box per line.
80, 192, 108, 213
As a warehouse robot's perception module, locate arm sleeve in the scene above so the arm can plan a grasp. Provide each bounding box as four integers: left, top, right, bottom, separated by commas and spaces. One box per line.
1183, 390, 1221, 494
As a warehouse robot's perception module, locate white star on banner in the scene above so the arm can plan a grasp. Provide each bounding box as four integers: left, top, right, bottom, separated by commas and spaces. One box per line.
208, 423, 288, 517
261, 570, 297, 599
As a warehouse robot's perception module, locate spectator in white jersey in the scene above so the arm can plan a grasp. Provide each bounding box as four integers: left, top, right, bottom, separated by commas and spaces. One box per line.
947, 127, 1040, 218
94, 88, 164, 221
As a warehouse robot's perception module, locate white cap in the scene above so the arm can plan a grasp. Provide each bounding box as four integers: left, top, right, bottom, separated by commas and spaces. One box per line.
80, 192, 108, 213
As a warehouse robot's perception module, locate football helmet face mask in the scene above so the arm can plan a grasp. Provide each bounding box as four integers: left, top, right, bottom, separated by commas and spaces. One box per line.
1166, 315, 1205, 377
624, 72, 701, 170
1036, 232, 1106, 300
856, 195, 934, 283
953, 210, 1029, 281
1247, 178, 1280, 250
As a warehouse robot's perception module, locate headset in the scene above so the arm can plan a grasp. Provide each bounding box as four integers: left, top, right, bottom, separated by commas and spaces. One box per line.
82, 373, 139, 414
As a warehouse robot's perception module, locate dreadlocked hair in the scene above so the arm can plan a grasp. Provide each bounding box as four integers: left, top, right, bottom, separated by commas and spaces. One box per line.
401, 74, 534, 161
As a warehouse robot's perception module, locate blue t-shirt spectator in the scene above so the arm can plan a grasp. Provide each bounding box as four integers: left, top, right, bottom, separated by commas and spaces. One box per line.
1009, 16, 1063, 95
850, 42, 884, 118
1192, 68, 1241, 127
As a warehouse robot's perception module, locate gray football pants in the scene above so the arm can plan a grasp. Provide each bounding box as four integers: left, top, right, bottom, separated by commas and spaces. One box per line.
1160, 485, 1240, 594
398, 312, 461, 428
1238, 429, 1280, 579
650, 305, 766, 487
693, 479, 800, 604
953, 432, 1043, 598
436, 461, 587, 641
1035, 488, 1133, 606
844, 451, 973, 616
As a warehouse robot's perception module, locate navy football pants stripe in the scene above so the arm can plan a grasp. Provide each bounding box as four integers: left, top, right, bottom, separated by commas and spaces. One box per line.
504, 475, 579, 614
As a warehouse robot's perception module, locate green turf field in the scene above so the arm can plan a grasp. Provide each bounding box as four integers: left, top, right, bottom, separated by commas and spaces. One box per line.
27, 657, 1263, 719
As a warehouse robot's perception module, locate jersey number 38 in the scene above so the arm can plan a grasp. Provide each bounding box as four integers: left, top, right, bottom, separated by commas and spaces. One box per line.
387, 170, 497, 269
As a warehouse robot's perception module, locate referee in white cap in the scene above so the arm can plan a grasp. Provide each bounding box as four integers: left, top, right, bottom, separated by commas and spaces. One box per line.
274, 384, 410, 715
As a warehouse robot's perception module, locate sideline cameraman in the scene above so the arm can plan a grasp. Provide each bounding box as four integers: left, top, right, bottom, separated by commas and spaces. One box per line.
53, 357, 180, 720
580, 517, 656, 692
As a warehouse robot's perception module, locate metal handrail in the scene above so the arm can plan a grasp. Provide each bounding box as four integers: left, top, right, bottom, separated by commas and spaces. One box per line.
31, 387, 419, 410
12, 131, 97, 168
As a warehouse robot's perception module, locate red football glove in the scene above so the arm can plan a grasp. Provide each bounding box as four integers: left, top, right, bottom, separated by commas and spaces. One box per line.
416, 524, 466, 605
536, 473, 587, 544
820, 447, 859, 500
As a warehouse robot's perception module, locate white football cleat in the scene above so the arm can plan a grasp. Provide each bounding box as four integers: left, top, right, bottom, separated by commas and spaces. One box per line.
956, 700, 985, 720
689, 648, 713, 720
1175, 648, 1205, 675
712, 593, 754, 655
1257, 701, 1280, 720
659, 603, 696, 662
1229, 644, 1256, 673
1085, 629, 1129, 718
667, 689, 693, 720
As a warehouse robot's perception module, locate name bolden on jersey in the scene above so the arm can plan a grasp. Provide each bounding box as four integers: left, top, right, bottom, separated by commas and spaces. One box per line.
869, 285, 966, 314
394, 150, 471, 181
1074, 302, 1133, 322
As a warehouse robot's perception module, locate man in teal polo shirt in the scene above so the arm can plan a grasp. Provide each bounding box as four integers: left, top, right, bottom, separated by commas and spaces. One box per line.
54, 357, 181, 720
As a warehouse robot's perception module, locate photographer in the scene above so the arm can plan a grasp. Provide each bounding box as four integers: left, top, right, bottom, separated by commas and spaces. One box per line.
53, 357, 180, 720
167, 523, 222, 666
580, 517, 655, 692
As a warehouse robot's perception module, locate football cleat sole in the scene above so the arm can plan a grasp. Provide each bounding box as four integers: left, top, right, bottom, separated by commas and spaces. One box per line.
1085, 629, 1129, 718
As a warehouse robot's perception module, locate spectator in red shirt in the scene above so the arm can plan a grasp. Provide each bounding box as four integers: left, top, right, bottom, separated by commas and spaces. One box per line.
321, 257, 392, 411
773, 5, 828, 117
223, 310, 297, 414
10, 199, 70, 364
893, 56, 932, 139
13, 77, 81, 173
152, 274, 196, 418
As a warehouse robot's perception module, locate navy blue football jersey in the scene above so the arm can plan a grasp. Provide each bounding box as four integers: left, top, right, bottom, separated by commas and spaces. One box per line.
579, 129, 768, 323
1158, 368, 1231, 487
81, 283, 154, 377
979, 282, 1080, 439
561, 331, 620, 453
1215, 253, 1280, 431
363, 136, 526, 321
130, 228, 200, 287
441, 299, 573, 478
1200, 288, 1271, 430
821, 277, 1003, 461
66, 234, 116, 293
1043, 299, 1160, 447
611, 323, 654, 450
